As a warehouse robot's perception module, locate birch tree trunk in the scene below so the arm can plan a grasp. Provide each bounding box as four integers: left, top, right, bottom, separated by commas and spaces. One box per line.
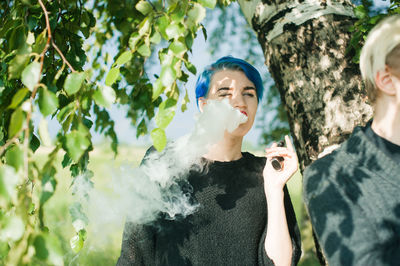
237, 1, 374, 264
238, 0, 373, 170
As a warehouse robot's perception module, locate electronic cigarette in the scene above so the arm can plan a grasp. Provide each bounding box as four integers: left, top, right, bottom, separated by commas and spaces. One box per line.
271, 141, 284, 171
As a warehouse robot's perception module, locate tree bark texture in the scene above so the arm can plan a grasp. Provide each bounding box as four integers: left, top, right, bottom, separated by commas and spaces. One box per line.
238, 0, 373, 170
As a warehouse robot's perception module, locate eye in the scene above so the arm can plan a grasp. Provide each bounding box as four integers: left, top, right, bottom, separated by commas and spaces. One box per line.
243, 92, 255, 97
218, 93, 231, 98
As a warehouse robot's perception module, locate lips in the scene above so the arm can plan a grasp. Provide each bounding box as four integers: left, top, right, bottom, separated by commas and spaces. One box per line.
240, 110, 248, 117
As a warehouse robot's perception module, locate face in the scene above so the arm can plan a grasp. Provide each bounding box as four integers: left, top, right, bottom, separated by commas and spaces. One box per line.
199, 70, 258, 137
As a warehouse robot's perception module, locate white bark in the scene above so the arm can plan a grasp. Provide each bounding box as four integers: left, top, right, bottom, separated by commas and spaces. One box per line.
239, 0, 355, 41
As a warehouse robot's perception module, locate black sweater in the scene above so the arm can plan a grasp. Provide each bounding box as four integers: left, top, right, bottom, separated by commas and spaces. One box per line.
304, 125, 400, 265
117, 152, 301, 266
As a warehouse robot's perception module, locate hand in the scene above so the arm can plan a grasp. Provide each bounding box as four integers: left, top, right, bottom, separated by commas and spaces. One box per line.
263, 135, 299, 194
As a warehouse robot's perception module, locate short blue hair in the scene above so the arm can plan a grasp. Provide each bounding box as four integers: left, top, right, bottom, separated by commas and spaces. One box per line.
195, 56, 264, 106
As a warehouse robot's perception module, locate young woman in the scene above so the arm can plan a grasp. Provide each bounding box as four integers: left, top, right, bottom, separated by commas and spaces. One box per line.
117, 56, 301, 266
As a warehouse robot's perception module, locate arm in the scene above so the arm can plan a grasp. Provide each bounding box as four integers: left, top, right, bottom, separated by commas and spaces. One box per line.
117, 221, 155, 266
263, 135, 299, 266
264, 188, 292, 266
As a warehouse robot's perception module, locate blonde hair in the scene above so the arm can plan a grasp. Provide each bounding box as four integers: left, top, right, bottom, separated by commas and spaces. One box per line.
359, 14, 400, 103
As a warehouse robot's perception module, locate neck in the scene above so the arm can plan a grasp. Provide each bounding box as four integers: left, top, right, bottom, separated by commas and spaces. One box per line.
371, 97, 400, 145
203, 132, 243, 161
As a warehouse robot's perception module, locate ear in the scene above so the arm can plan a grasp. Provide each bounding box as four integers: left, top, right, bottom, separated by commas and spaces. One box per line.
198, 97, 207, 112
375, 66, 396, 96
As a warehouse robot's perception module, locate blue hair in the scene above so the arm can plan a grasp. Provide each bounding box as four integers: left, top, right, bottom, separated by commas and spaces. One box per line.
195, 56, 264, 106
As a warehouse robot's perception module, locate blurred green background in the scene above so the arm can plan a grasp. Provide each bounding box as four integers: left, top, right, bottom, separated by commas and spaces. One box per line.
35, 143, 319, 266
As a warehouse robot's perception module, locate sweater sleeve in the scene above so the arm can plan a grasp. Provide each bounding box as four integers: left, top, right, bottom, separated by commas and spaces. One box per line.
258, 185, 302, 266
284, 185, 302, 265
117, 147, 158, 266
116, 221, 155, 266
303, 160, 400, 266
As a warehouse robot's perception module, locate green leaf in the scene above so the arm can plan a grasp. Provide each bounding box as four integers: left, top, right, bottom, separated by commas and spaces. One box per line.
129, 32, 141, 51
9, 25, 26, 51
198, 0, 217, 9
105, 67, 120, 86
188, 3, 206, 25
165, 23, 185, 40
56, 102, 75, 124
201, 24, 207, 41
39, 119, 52, 146
156, 99, 177, 129
61, 153, 72, 168
354, 5, 367, 19
159, 50, 174, 66
30, 134, 40, 153
34, 233, 63, 264
152, 79, 164, 101
40, 167, 57, 205
136, 119, 147, 138
0, 216, 25, 242
139, 17, 151, 36
5, 145, 24, 172
38, 88, 59, 116
171, 9, 185, 23
8, 45, 30, 79
70, 229, 87, 253
181, 88, 190, 112
33, 30, 47, 54
135, 0, 153, 15
63, 72, 86, 96
185, 33, 194, 49
184, 60, 197, 75
0, 241, 10, 259
70, 234, 84, 253
33, 235, 49, 260
160, 66, 176, 87
93, 85, 116, 108
8, 88, 29, 109
8, 108, 25, 137
156, 15, 169, 39
115, 51, 132, 66
170, 40, 186, 55
65, 130, 90, 162
151, 128, 167, 151
0, 165, 19, 207
150, 31, 161, 44
137, 43, 151, 57
21, 61, 41, 91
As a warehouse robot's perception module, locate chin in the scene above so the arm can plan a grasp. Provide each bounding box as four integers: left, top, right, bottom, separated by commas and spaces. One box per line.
229, 123, 252, 137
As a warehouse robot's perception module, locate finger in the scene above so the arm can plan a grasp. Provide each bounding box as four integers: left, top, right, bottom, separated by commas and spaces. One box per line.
285, 135, 294, 152
265, 152, 293, 159
265, 142, 278, 153
265, 147, 291, 154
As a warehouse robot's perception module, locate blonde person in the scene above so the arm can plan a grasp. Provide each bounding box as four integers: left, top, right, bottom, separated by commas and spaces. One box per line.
304, 15, 400, 265
117, 56, 302, 266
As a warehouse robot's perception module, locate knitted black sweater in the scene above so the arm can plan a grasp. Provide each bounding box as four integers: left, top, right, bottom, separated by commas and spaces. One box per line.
304, 125, 400, 265
117, 152, 301, 266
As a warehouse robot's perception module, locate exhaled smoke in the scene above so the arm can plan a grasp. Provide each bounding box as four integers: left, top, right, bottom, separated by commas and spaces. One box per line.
72, 99, 247, 239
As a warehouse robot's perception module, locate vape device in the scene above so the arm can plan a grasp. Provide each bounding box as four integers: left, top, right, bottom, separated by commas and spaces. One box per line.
271, 141, 284, 171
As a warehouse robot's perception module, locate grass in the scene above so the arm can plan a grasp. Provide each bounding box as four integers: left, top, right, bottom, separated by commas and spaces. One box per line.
35, 143, 319, 265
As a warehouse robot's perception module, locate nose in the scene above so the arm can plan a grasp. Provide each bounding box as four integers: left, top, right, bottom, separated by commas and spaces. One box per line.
230, 93, 246, 109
